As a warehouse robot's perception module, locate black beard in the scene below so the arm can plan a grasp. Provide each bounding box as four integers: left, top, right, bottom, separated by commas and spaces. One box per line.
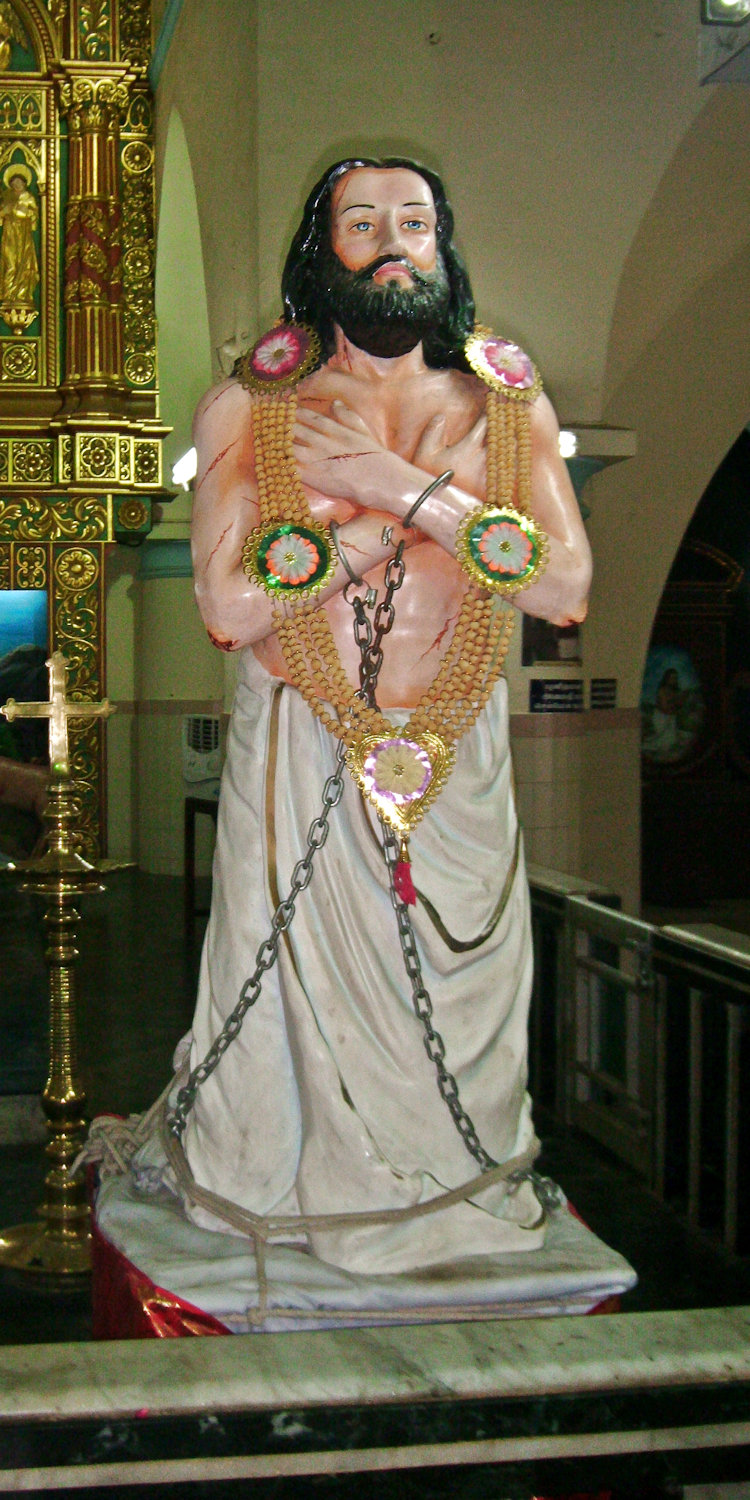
319, 247, 451, 358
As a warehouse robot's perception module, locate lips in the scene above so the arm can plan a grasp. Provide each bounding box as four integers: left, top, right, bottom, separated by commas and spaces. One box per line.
371, 260, 414, 286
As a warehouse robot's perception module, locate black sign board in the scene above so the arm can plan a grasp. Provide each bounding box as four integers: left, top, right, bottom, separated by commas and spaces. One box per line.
529, 679, 584, 714
590, 678, 618, 711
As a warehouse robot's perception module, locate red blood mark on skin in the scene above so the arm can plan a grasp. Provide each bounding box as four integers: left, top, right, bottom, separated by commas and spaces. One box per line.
207, 629, 239, 653
202, 386, 232, 416
321, 450, 378, 464
419, 606, 459, 661
205, 523, 232, 569
195, 439, 239, 494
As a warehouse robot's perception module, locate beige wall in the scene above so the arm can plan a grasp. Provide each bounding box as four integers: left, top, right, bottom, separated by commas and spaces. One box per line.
115, 0, 750, 902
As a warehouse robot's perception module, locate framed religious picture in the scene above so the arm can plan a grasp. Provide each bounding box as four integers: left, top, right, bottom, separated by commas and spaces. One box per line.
640, 644, 705, 769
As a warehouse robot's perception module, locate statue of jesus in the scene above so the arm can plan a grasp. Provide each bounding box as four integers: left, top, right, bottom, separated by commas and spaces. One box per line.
164, 156, 591, 1277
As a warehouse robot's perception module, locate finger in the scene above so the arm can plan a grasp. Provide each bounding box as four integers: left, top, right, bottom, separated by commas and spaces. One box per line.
462, 413, 487, 448
331, 400, 370, 433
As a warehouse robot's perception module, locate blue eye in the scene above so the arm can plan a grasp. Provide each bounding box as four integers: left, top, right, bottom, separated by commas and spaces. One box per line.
404, 219, 427, 231
352, 220, 373, 232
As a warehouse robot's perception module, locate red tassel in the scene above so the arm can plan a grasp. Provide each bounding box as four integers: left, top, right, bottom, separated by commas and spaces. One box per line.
394, 854, 417, 906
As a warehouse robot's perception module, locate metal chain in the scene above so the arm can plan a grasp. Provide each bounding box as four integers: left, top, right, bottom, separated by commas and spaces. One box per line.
351, 543, 406, 707
379, 817, 498, 1174
167, 740, 348, 1140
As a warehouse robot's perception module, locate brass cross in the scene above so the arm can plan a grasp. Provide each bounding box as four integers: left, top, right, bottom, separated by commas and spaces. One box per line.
0, 650, 114, 777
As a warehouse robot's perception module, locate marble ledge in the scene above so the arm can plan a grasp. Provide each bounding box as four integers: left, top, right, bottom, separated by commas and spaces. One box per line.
1, 1305, 749, 1423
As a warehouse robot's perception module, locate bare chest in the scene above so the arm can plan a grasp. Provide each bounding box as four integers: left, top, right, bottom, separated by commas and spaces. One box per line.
300, 365, 483, 464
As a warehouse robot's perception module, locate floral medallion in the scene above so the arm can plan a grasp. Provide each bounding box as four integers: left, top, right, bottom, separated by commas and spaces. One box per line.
347, 730, 455, 837
236, 323, 321, 393
457, 505, 548, 596
364, 737, 432, 805
465, 327, 542, 401
242, 521, 335, 596
54, 547, 99, 592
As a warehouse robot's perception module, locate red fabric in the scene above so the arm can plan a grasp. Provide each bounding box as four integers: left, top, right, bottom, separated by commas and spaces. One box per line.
394, 859, 417, 905
90, 1203, 229, 1339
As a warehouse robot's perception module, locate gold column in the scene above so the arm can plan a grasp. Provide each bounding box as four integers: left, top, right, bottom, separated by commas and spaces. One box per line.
58, 74, 129, 412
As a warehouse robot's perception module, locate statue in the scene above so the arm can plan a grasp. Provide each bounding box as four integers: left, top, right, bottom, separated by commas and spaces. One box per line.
0, 162, 39, 329
0, 3, 27, 73
93, 157, 611, 1327
154, 155, 592, 1274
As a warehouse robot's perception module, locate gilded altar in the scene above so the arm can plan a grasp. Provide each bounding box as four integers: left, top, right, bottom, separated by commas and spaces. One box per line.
0, 0, 167, 853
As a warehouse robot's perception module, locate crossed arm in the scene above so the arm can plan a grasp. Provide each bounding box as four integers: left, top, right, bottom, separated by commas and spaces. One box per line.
191, 379, 591, 652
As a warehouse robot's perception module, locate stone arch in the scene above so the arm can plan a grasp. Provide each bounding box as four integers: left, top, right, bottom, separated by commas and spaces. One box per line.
154, 102, 212, 475
588, 86, 750, 707
600, 88, 750, 689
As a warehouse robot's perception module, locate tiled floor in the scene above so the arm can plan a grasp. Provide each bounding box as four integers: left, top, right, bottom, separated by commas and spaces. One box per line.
0, 870, 749, 1346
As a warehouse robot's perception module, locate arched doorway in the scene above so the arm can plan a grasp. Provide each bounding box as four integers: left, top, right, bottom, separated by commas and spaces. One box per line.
641, 427, 750, 913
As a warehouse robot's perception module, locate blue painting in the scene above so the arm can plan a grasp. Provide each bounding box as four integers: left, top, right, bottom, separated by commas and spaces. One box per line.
641, 645, 705, 765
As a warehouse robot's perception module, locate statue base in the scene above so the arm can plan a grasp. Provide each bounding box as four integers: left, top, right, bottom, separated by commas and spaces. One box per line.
91, 1173, 635, 1337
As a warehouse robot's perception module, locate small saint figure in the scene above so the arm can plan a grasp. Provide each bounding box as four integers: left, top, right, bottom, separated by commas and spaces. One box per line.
0, 162, 39, 333
0, 2, 28, 73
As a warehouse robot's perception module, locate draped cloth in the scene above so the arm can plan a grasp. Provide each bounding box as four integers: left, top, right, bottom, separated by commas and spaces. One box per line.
176, 648, 546, 1276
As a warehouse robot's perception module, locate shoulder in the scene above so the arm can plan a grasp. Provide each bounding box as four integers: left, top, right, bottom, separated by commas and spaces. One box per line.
528, 390, 561, 444
192, 377, 251, 442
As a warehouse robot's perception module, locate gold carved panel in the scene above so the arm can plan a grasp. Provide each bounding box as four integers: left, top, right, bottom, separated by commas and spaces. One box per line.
0, 0, 168, 854
0, 493, 108, 539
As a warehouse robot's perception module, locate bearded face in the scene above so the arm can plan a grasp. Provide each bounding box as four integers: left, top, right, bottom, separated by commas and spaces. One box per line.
319, 243, 452, 359
281, 160, 476, 369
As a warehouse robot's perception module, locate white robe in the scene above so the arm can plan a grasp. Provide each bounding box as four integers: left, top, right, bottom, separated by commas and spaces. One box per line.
180, 648, 544, 1274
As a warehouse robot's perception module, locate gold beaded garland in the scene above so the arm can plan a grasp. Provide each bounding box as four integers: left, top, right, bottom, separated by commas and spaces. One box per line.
244, 326, 544, 837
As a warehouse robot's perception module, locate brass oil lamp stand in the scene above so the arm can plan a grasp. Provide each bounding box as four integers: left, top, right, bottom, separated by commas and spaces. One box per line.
0, 651, 113, 1283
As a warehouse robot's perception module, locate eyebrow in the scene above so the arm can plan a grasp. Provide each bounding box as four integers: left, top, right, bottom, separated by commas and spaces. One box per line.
338, 200, 433, 216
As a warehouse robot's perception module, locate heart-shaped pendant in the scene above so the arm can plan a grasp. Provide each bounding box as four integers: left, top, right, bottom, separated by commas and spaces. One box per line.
346, 731, 455, 837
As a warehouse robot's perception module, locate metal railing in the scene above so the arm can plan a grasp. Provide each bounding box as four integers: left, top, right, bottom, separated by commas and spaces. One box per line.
528, 872, 750, 1254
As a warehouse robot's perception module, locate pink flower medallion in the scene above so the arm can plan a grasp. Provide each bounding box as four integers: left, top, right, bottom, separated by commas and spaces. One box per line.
464, 328, 541, 401
236, 322, 320, 392
363, 738, 433, 806
483, 338, 534, 388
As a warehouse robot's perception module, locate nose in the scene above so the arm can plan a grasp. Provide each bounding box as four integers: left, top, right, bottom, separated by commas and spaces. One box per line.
377, 209, 409, 259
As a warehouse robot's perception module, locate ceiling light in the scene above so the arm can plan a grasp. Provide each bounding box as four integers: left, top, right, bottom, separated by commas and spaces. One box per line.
701, 0, 750, 25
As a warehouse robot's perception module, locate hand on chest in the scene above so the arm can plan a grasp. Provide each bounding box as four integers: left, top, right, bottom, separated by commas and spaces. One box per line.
297, 369, 487, 511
